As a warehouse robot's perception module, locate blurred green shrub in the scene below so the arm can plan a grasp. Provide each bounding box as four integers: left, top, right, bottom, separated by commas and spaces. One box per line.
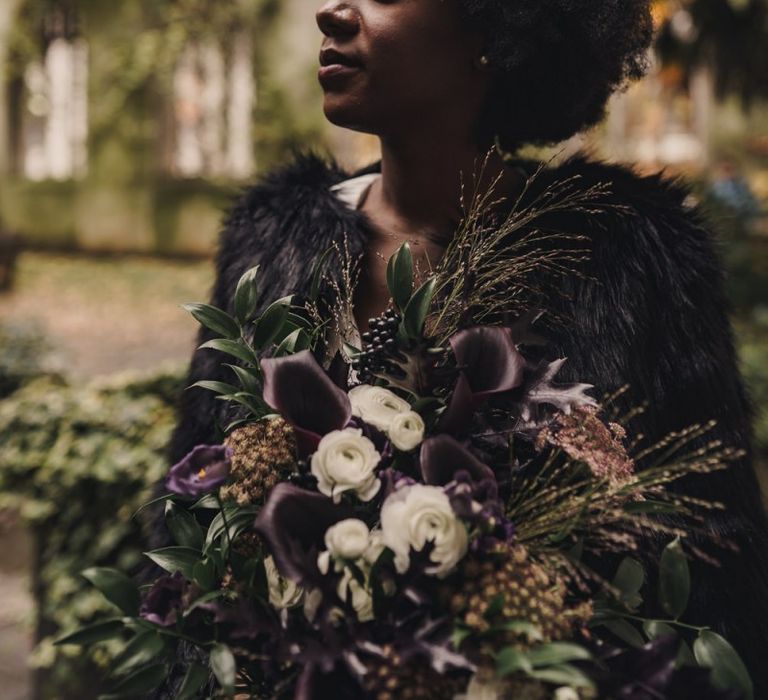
0, 366, 183, 699
0, 321, 58, 398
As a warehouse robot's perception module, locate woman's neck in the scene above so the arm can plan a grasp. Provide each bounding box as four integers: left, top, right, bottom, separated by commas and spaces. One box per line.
367, 129, 523, 245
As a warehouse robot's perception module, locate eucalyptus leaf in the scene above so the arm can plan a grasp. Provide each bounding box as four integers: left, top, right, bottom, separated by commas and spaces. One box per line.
81, 567, 140, 616
643, 620, 677, 641
54, 618, 126, 646
199, 339, 259, 367
613, 557, 644, 610
386, 243, 414, 310
659, 538, 690, 620
694, 630, 753, 700
402, 277, 437, 339
210, 643, 236, 694
144, 547, 201, 579
183, 303, 240, 340
165, 501, 204, 550
601, 618, 645, 648
234, 266, 260, 325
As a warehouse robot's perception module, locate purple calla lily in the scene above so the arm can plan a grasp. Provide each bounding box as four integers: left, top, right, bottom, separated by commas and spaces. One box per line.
419, 435, 495, 486
440, 327, 527, 434
450, 326, 526, 400
261, 350, 352, 456
254, 483, 353, 585
165, 444, 232, 497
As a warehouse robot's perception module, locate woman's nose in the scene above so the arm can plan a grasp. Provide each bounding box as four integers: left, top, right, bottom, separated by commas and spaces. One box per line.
316, 1, 360, 39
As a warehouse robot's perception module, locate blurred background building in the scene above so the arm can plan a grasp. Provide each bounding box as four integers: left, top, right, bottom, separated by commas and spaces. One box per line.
0, 0, 766, 698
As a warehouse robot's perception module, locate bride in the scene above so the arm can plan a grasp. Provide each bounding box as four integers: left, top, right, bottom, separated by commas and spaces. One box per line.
159, 0, 768, 695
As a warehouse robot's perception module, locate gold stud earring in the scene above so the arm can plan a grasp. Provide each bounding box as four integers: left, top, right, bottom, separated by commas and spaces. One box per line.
477, 54, 490, 69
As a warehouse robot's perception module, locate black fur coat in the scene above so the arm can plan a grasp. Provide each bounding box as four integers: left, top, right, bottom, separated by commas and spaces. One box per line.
161, 152, 768, 697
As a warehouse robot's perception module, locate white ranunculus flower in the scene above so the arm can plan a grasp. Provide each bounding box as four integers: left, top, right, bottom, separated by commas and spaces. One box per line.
325, 519, 371, 560
264, 556, 303, 610
380, 484, 468, 578
348, 384, 411, 432
388, 410, 426, 451
337, 569, 374, 622
554, 688, 580, 700
364, 529, 386, 565
311, 428, 381, 503
454, 676, 503, 700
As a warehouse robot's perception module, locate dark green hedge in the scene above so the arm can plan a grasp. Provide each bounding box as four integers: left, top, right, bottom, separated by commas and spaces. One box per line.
0, 367, 183, 699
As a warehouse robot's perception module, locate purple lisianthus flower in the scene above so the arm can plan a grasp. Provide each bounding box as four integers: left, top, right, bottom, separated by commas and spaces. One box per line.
139, 572, 185, 627
165, 444, 232, 497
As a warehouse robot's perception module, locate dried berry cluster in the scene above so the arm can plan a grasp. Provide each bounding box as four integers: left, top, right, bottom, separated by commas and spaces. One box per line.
362, 646, 464, 700
221, 418, 297, 507
353, 308, 403, 383
451, 544, 591, 655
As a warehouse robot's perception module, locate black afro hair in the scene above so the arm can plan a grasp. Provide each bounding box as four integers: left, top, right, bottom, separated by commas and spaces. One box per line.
457, 0, 654, 150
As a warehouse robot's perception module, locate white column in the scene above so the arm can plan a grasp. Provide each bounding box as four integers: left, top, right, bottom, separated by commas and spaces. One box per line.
226, 31, 255, 179
45, 37, 75, 180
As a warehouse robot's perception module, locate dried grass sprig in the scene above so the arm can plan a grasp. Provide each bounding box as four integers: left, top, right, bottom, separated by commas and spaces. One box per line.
428, 151, 620, 342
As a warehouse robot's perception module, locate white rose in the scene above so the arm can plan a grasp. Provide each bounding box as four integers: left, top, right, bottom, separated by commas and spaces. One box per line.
348, 384, 411, 432
380, 484, 468, 578
264, 556, 303, 610
337, 569, 374, 622
554, 689, 580, 700
389, 410, 425, 451
311, 428, 381, 503
454, 676, 503, 700
325, 519, 371, 560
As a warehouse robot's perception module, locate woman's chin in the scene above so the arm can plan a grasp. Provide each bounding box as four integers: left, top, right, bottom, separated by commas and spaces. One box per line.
322, 100, 376, 135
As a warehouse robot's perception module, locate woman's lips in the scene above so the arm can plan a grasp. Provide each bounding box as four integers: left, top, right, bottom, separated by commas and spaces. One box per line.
318, 63, 362, 87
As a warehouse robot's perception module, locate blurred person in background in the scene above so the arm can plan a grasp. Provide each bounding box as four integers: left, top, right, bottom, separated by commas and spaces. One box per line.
154, 0, 768, 695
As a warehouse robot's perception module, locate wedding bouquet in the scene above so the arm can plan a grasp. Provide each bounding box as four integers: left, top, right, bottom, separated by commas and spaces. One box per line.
58, 181, 753, 700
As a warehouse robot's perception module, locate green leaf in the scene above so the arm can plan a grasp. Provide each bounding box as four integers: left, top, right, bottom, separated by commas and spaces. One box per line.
165, 501, 204, 550
112, 631, 167, 677
252, 296, 292, 349
234, 266, 260, 325
81, 568, 140, 616
274, 328, 309, 356
210, 643, 236, 694
309, 247, 335, 302
192, 558, 218, 591
529, 663, 595, 689
226, 364, 261, 394
183, 303, 240, 340
99, 663, 168, 699
527, 642, 593, 667
694, 631, 753, 700
402, 277, 436, 339
659, 538, 690, 619
144, 547, 201, 579
191, 494, 220, 510
177, 663, 211, 700
613, 557, 644, 610
199, 338, 258, 366
205, 508, 257, 554
643, 620, 677, 641
386, 243, 414, 310
601, 618, 645, 648
496, 647, 533, 676
189, 380, 241, 397
132, 493, 176, 519
54, 618, 125, 646
451, 624, 473, 650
